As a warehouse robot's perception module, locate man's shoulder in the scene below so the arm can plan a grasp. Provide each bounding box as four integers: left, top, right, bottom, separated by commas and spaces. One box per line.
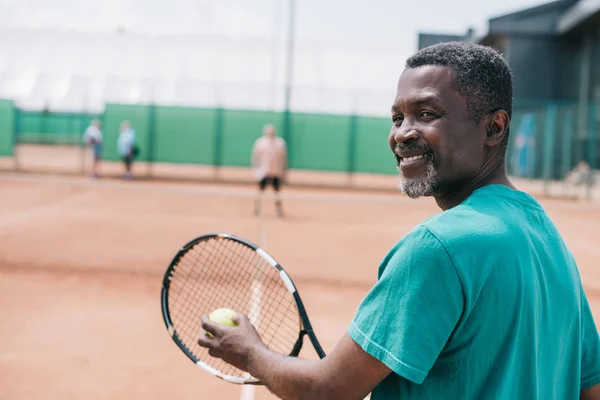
254, 137, 267, 145
381, 224, 451, 269
417, 202, 513, 254
382, 206, 513, 291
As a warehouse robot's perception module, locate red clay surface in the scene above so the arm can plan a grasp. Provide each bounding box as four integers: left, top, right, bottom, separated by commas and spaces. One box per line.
1, 172, 599, 399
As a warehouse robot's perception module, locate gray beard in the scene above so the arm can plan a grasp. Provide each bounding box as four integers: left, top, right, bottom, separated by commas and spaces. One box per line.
399, 159, 439, 198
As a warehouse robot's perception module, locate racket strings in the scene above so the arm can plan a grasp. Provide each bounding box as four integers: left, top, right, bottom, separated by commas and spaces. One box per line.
167, 237, 301, 379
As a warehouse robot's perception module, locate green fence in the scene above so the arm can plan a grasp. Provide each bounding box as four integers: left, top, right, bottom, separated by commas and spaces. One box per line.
0, 99, 15, 157
85, 104, 396, 175
507, 101, 599, 180
6, 101, 599, 181
15, 110, 102, 145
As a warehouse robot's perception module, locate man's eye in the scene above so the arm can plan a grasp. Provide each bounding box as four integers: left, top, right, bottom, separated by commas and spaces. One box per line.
420, 111, 436, 118
393, 115, 404, 123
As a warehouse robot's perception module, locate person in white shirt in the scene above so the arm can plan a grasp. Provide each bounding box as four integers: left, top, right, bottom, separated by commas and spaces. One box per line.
82, 119, 103, 178
117, 121, 136, 180
251, 124, 288, 217
566, 160, 594, 186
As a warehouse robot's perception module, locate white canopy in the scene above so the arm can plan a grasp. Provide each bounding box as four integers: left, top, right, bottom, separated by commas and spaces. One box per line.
0, 27, 400, 116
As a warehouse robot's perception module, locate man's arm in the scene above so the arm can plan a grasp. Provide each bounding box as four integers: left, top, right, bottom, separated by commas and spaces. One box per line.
282, 142, 288, 174
251, 143, 258, 169
82, 128, 90, 145
582, 384, 600, 399
248, 332, 390, 400
198, 314, 391, 400
579, 280, 600, 394
277, 140, 288, 182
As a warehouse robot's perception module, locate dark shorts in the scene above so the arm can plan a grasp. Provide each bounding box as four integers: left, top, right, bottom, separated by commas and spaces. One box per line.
123, 154, 133, 168
259, 176, 281, 191
92, 144, 102, 161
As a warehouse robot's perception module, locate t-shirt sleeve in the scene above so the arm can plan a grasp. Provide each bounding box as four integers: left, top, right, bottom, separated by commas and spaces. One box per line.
348, 226, 463, 384
580, 286, 600, 389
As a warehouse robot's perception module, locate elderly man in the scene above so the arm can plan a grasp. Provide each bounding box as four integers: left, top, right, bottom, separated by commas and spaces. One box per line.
198, 42, 600, 400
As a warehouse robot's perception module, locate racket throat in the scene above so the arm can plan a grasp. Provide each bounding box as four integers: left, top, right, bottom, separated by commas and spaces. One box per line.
290, 330, 307, 357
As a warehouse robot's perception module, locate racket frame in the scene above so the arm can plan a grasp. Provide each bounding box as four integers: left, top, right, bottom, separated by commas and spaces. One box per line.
161, 232, 326, 385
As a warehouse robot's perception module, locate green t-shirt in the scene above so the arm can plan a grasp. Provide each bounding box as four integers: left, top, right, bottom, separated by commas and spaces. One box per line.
349, 184, 600, 399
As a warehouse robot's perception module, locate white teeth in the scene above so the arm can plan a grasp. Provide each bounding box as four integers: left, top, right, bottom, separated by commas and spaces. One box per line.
403, 155, 425, 162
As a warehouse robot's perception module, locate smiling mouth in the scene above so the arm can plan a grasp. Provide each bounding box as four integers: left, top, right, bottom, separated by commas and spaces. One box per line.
402, 155, 426, 162
394, 144, 433, 165
396, 153, 431, 165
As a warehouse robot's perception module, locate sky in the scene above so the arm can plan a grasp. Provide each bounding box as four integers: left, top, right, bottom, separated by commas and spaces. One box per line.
0, 0, 554, 113
0, 0, 552, 52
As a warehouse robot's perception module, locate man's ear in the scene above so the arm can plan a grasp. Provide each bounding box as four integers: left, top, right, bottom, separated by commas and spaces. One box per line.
484, 110, 510, 148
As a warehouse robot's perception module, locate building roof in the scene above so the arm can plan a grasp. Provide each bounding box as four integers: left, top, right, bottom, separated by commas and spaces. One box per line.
487, 0, 577, 23
475, 0, 596, 43
556, 0, 600, 34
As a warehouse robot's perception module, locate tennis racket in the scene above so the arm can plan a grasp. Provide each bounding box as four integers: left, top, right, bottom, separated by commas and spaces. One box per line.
161, 232, 326, 384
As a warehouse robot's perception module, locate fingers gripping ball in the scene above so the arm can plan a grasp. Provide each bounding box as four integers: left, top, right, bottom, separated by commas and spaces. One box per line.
206, 308, 238, 338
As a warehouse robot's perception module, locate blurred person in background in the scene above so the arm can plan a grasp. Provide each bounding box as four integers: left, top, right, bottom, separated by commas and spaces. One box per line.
118, 120, 136, 180
565, 160, 596, 198
251, 123, 288, 217
82, 119, 103, 179
566, 160, 594, 186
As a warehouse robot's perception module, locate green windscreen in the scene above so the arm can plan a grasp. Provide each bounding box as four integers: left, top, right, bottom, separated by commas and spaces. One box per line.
0, 99, 14, 156
354, 116, 395, 174
153, 106, 217, 165
290, 113, 351, 171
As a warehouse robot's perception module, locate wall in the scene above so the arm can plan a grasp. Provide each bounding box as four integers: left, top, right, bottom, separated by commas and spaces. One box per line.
0, 99, 14, 156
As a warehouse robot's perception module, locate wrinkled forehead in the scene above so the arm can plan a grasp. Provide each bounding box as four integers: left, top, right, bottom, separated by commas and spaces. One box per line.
393, 65, 463, 110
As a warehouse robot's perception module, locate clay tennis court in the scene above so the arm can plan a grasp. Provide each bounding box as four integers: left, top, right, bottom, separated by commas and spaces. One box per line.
1, 170, 600, 399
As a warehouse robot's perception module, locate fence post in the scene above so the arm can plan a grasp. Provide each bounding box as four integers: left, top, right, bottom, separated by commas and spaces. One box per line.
40, 109, 48, 141
13, 105, 20, 171
282, 109, 292, 167
561, 108, 574, 197
147, 104, 156, 177
542, 105, 557, 195
347, 114, 358, 186
79, 113, 86, 175
586, 103, 596, 200
213, 106, 223, 179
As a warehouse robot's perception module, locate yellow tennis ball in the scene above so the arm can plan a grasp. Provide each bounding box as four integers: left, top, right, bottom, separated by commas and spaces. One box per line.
206, 308, 237, 337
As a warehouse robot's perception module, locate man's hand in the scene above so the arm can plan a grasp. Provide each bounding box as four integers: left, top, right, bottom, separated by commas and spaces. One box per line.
197, 313, 266, 372
199, 314, 390, 400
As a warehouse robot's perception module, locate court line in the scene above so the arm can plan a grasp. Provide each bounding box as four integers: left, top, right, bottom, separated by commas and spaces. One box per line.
2, 172, 597, 211
0, 262, 374, 290
0, 172, 414, 205
0, 190, 94, 230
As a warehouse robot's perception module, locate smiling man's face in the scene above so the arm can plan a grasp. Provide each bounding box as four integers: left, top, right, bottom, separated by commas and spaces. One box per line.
389, 65, 487, 199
